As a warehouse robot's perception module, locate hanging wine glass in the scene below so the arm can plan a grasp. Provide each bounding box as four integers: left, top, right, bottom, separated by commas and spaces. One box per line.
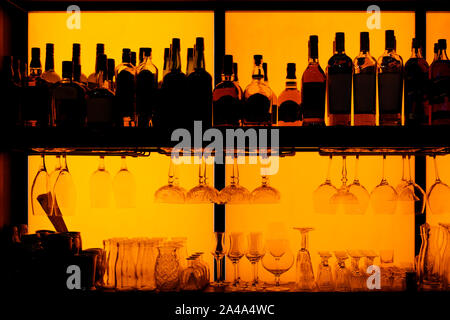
313, 155, 337, 214
348, 155, 370, 214
219, 156, 250, 204
370, 155, 397, 215
90, 156, 112, 208
427, 155, 450, 215
398, 155, 426, 214
396, 155, 409, 194
112, 156, 136, 208
48, 155, 62, 216
31, 154, 50, 216
330, 156, 359, 214
154, 157, 186, 204
251, 157, 280, 204
186, 156, 219, 204
53, 154, 77, 216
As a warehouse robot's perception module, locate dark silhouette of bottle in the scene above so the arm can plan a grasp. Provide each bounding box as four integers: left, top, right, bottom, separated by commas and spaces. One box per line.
107, 58, 116, 91
72, 43, 88, 84
115, 48, 136, 127
233, 62, 244, 98
278, 63, 302, 126
186, 47, 194, 76
212, 55, 242, 127
88, 43, 105, 89
430, 39, 450, 125
131, 51, 137, 67
404, 38, 430, 126
327, 32, 353, 126
136, 48, 158, 127
302, 35, 326, 126
41, 43, 61, 84
263, 62, 278, 125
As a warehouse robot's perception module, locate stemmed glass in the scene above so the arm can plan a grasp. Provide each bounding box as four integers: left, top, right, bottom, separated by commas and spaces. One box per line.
261, 238, 294, 291
186, 157, 219, 204
90, 156, 112, 208
334, 251, 351, 292
316, 251, 334, 291
380, 249, 395, 290
31, 154, 50, 216
210, 232, 228, 287
348, 155, 370, 214
251, 157, 280, 204
294, 227, 316, 291
427, 155, 450, 215
398, 155, 426, 214
48, 155, 62, 215
154, 157, 186, 204
313, 155, 337, 214
245, 232, 266, 290
226, 232, 247, 291
218, 157, 250, 204
112, 156, 136, 208
396, 155, 409, 194
370, 155, 398, 215
53, 154, 77, 216
330, 156, 359, 215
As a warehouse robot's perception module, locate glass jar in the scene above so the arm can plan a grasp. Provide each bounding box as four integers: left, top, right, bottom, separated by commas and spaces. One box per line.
155, 242, 180, 291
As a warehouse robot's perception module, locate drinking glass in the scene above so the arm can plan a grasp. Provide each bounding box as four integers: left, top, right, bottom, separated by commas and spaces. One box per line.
262, 238, 294, 291
211, 232, 228, 287
348, 155, 370, 214
348, 250, 366, 291
186, 157, 219, 204
53, 154, 77, 216
226, 232, 247, 291
294, 227, 316, 291
219, 157, 250, 204
154, 157, 186, 204
313, 155, 337, 214
31, 154, 50, 216
90, 156, 112, 208
316, 251, 334, 291
330, 156, 359, 215
113, 156, 136, 208
245, 232, 266, 290
334, 251, 351, 292
380, 249, 395, 290
370, 155, 398, 215
155, 241, 181, 291
398, 155, 426, 214
427, 155, 450, 215
251, 158, 280, 204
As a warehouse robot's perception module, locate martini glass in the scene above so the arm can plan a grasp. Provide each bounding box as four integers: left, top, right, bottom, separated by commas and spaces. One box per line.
370, 155, 398, 215
398, 155, 426, 214
348, 155, 370, 214
31, 154, 50, 216
251, 158, 280, 204
427, 155, 450, 215
154, 157, 186, 204
313, 155, 337, 214
112, 156, 136, 208
330, 156, 359, 214
218, 157, 250, 204
53, 154, 77, 216
186, 157, 219, 204
90, 156, 112, 208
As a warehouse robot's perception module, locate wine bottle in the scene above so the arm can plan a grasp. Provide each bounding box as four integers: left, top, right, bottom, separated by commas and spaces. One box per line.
430, 39, 450, 125
136, 47, 159, 127
186, 47, 194, 76
88, 43, 105, 89
115, 48, 136, 127
278, 63, 302, 126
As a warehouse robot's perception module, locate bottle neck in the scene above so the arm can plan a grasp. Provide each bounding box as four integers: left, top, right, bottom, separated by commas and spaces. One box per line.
45, 52, 55, 71
194, 49, 205, 71
308, 56, 319, 64
410, 47, 424, 59
385, 48, 396, 54
285, 79, 297, 89
438, 48, 449, 61
222, 74, 233, 82
252, 64, 264, 80
171, 48, 181, 72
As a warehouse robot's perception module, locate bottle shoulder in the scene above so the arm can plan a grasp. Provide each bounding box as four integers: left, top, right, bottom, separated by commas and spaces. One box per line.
116, 63, 136, 76
302, 64, 326, 82
87, 87, 114, 98
41, 71, 61, 83
405, 57, 429, 73
353, 54, 377, 74
137, 62, 158, 75
278, 88, 301, 104
327, 53, 353, 73
244, 80, 272, 99
377, 52, 403, 73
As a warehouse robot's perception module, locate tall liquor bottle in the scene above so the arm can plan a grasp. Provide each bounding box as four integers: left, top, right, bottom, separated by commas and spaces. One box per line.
378, 30, 403, 126
353, 32, 376, 126
41, 43, 61, 84
327, 32, 353, 126
302, 35, 326, 126
430, 39, 450, 125
160, 38, 187, 127
432, 43, 439, 64
115, 48, 136, 127
136, 48, 158, 127
278, 63, 302, 126
187, 37, 213, 127
404, 38, 430, 126
186, 48, 194, 76
212, 55, 242, 127
86, 54, 115, 127
72, 43, 88, 84
263, 62, 278, 125
88, 43, 105, 89
53, 61, 86, 127
243, 55, 273, 126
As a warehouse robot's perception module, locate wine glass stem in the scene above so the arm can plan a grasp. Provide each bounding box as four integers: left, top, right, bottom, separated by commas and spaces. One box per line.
341, 156, 347, 185
381, 155, 386, 182
275, 275, 280, 287
233, 261, 239, 286
433, 155, 441, 182
252, 262, 259, 285
326, 155, 332, 182
215, 256, 224, 282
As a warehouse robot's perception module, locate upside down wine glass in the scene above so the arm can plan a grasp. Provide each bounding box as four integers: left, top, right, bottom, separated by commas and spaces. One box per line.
398, 155, 426, 214
348, 155, 370, 214
90, 156, 112, 208
370, 155, 397, 215
31, 154, 50, 216
251, 157, 280, 204
330, 156, 359, 214
154, 157, 186, 204
313, 155, 337, 214
427, 155, 450, 215
186, 157, 219, 204
294, 227, 316, 291
218, 157, 250, 204
113, 156, 136, 208
53, 154, 77, 216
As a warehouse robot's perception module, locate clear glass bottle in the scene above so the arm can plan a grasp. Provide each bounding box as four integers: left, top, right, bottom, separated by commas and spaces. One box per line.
87, 43, 105, 89
278, 63, 302, 126
302, 35, 326, 126
41, 43, 61, 84
115, 48, 136, 127
243, 55, 273, 126
86, 54, 115, 127
186, 47, 194, 76
53, 61, 86, 127
262, 62, 278, 125
72, 43, 88, 84
430, 39, 450, 125
136, 47, 158, 128
378, 30, 403, 126
212, 54, 242, 127
327, 32, 353, 126
187, 37, 213, 127
353, 32, 376, 126
404, 38, 430, 126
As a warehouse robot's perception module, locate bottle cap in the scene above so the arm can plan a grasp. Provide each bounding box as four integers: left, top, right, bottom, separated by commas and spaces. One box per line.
287, 63, 296, 79
196, 37, 204, 51
142, 47, 152, 58
223, 55, 233, 75
412, 38, 420, 49
96, 43, 105, 55
253, 54, 263, 66
31, 47, 40, 59
360, 32, 370, 52
262, 62, 268, 81
172, 38, 180, 50
122, 48, 131, 63
233, 62, 238, 81
98, 54, 107, 73
309, 35, 319, 59
386, 30, 395, 50
62, 61, 73, 79
73, 43, 81, 57
73, 63, 81, 82
46, 43, 54, 54
107, 58, 115, 80
139, 48, 144, 63
164, 47, 170, 58
187, 47, 194, 58
438, 39, 447, 50
335, 32, 345, 52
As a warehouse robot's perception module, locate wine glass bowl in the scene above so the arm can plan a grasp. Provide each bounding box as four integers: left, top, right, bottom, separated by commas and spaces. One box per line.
397, 155, 426, 214
113, 156, 136, 208
330, 156, 359, 215
90, 156, 112, 208
313, 155, 337, 214
186, 158, 219, 204
348, 155, 370, 215
370, 156, 397, 215
31, 154, 50, 216
154, 157, 186, 204
427, 155, 450, 215
218, 157, 250, 204
262, 239, 294, 291
53, 154, 77, 216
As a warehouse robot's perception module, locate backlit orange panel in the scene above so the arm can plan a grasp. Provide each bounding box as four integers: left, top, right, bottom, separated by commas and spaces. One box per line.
426, 12, 450, 63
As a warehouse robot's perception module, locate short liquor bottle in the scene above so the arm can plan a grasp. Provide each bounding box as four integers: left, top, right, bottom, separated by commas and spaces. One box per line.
85, 54, 115, 127
186, 47, 194, 76
429, 39, 450, 125
302, 35, 326, 126
88, 43, 105, 89
263, 62, 278, 125
136, 47, 158, 127
378, 30, 403, 126
187, 38, 213, 127
160, 38, 187, 128
353, 32, 376, 126
243, 55, 273, 126
212, 55, 242, 127
115, 48, 136, 127
53, 61, 86, 127
327, 32, 353, 126
404, 38, 430, 126
278, 63, 302, 126
72, 43, 88, 84
41, 43, 61, 84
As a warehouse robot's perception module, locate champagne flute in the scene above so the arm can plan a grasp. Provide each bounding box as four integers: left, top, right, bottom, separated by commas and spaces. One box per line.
427, 155, 450, 215
53, 154, 77, 216
370, 155, 397, 215
226, 232, 247, 291
218, 156, 250, 204
112, 156, 136, 208
245, 232, 266, 290
210, 232, 228, 287
154, 157, 186, 204
90, 156, 112, 208
31, 154, 50, 216
313, 155, 337, 214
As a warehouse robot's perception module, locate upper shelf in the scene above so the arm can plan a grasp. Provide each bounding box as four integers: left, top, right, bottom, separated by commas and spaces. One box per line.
2, 126, 450, 156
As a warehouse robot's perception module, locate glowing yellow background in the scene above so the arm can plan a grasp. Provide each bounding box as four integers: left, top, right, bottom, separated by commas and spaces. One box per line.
426, 12, 450, 63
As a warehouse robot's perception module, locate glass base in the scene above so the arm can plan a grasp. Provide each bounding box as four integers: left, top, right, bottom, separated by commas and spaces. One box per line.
264, 285, 291, 292
209, 281, 229, 287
